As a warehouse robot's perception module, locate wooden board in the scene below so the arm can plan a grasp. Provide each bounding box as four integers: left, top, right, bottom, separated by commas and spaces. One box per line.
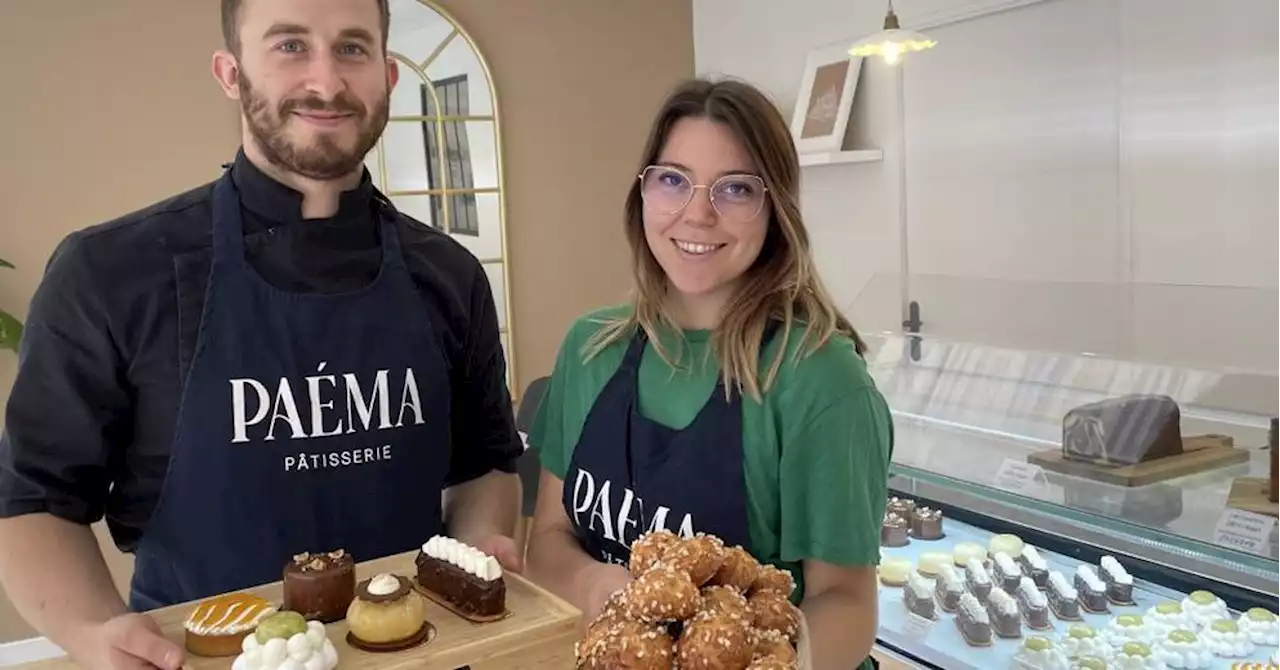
11, 551, 579, 670
1227, 477, 1279, 518
1027, 435, 1251, 487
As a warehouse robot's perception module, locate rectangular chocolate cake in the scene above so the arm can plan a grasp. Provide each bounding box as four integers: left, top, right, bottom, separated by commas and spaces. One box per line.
416, 535, 506, 617
1062, 394, 1183, 466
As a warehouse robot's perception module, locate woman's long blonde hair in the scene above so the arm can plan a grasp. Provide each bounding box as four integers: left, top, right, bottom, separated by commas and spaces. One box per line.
585, 78, 867, 401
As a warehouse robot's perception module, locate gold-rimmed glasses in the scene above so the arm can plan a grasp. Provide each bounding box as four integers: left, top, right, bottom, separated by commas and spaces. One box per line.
638, 165, 768, 222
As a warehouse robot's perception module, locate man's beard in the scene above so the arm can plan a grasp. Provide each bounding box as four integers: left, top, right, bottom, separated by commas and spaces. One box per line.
238, 73, 389, 181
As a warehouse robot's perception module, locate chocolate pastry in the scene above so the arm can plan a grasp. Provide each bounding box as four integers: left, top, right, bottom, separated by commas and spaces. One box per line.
282, 549, 356, 623
963, 557, 992, 602
1046, 571, 1081, 620
623, 565, 702, 623
578, 619, 675, 670
416, 535, 506, 618
933, 563, 964, 613
956, 592, 993, 646
986, 587, 1022, 638
1017, 546, 1049, 589
910, 506, 944, 540
903, 571, 937, 620
1099, 555, 1134, 605
708, 545, 759, 592
886, 496, 916, 519
880, 511, 910, 547
991, 552, 1022, 593
1074, 565, 1109, 614
345, 573, 429, 649
1062, 394, 1183, 466
676, 610, 755, 669
1015, 576, 1050, 630
629, 528, 679, 577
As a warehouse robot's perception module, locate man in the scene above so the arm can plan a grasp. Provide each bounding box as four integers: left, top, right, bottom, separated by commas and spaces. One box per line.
0, 0, 523, 667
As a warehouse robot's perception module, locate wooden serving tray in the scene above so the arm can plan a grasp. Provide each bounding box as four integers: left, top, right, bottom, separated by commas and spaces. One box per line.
12, 551, 580, 670
1027, 434, 1250, 487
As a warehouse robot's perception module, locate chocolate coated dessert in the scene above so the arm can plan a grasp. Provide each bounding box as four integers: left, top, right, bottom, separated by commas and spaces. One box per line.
1046, 571, 1080, 620
934, 563, 964, 613
886, 496, 915, 520
880, 512, 909, 547
1017, 546, 1049, 589
1062, 394, 1183, 466
1099, 555, 1134, 604
1074, 565, 1109, 614
1015, 577, 1050, 630
910, 507, 944, 540
991, 552, 1022, 593
416, 535, 506, 618
986, 587, 1022, 638
903, 572, 936, 620
963, 557, 992, 602
956, 592, 992, 646
282, 549, 356, 623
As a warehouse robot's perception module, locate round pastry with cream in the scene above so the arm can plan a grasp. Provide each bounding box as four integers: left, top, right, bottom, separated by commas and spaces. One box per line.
988, 533, 1025, 558
233, 611, 337, 670
1199, 618, 1254, 658
915, 551, 949, 577
1011, 636, 1070, 670
1237, 607, 1279, 646
346, 573, 428, 645
1145, 601, 1191, 636
951, 541, 987, 566
1112, 641, 1162, 670
1152, 629, 1213, 669
1059, 624, 1109, 660
1180, 590, 1227, 628
1104, 615, 1154, 647
877, 557, 911, 586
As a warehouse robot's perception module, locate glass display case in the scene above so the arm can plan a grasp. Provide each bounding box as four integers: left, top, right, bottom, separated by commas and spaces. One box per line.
856, 277, 1279, 670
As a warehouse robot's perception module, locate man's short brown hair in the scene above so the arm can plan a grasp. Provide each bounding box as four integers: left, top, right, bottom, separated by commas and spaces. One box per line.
220, 0, 391, 55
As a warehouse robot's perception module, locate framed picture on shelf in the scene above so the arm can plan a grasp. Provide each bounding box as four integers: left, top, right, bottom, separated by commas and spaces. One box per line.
789, 42, 863, 154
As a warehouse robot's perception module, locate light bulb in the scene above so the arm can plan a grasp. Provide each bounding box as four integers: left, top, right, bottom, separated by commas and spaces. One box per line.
882, 41, 902, 65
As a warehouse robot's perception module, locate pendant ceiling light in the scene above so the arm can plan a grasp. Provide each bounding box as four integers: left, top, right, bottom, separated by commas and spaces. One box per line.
848, 0, 937, 65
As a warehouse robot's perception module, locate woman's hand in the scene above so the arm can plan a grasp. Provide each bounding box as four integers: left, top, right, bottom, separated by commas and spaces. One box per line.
580, 562, 634, 626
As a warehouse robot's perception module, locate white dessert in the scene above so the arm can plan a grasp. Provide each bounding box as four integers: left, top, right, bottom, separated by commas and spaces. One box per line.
1021, 545, 1047, 572
989, 533, 1025, 557
935, 562, 963, 594
1105, 615, 1155, 647
1076, 565, 1106, 594
988, 586, 1019, 617
1012, 636, 1071, 670
1145, 601, 1192, 636
917, 551, 949, 576
965, 557, 991, 587
1048, 571, 1078, 601
1179, 591, 1227, 628
422, 535, 502, 581
1017, 576, 1047, 610
233, 620, 337, 670
1112, 643, 1168, 670
878, 556, 912, 585
1237, 608, 1280, 646
993, 551, 1020, 580
1100, 556, 1133, 587
1198, 619, 1255, 658
959, 592, 989, 624
1060, 624, 1111, 660
1152, 630, 1213, 669
905, 570, 934, 600
952, 541, 987, 565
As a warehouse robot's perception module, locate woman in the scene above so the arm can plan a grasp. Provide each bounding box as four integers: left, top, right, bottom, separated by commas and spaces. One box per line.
525, 78, 892, 670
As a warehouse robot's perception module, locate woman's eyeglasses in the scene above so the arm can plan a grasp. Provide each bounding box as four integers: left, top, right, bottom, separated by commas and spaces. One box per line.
638, 165, 768, 222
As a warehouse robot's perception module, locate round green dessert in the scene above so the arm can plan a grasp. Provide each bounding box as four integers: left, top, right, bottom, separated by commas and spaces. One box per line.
254, 611, 307, 644
1077, 657, 1108, 670
1167, 629, 1198, 644
1154, 600, 1182, 615
1210, 619, 1239, 633
1188, 590, 1216, 605
1116, 614, 1144, 627
1246, 607, 1277, 622
1023, 636, 1052, 651
1068, 624, 1097, 639
1121, 641, 1151, 658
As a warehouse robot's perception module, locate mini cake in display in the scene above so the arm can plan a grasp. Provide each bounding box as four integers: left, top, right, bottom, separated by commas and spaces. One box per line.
282, 549, 356, 624
952, 541, 987, 566
1113, 642, 1162, 670
1099, 556, 1134, 605
416, 535, 506, 618
1018, 546, 1049, 589
1015, 576, 1050, 630
881, 512, 910, 547
886, 496, 915, 519
233, 611, 337, 670
1012, 636, 1071, 670
964, 557, 992, 601
1199, 619, 1255, 658
910, 506, 944, 540
185, 592, 276, 657
956, 592, 993, 646
1237, 608, 1279, 646
986, 587, 1023, 638
346, 573, 430, 651
878, 556, 911, 586
1062, 394, 1183, 466
1060, 624, 1110, 660
992, 552, 1022, 593
1146, 601, 1191, 635
1179, 590, 1227, 628
1152, 629, 1213, 669
934, 563, 964, 613
1105, 615, 1154, 647
1074, 565, 1109, 614
903, 571, 937, 620
916, 551, 949, 577
989, 533, 1026, 558
1047, 570, 1081, 620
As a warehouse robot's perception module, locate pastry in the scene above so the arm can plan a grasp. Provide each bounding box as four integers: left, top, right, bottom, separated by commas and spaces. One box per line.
1047, 570, 1081, 620
1099, 556, 1134, 605
698, 585, 749, 620
886, 496, 915, 519
623, 564, 702, 623
903, 571, 937, 620
952, 541, 988, 566
629, 528, 679, 577
282, 549, 356, 623
748, 591, 801, 641
992, 551, 1022, 593
989, 533, 1026, 557
185, 592, 276, 657
708, 545, 759, 592
676, 610, 755, 669
1113, 641, 1162, 670
1152, 629, 1213, 669
986, 587, 1022, 638
1199, 619, 1254, 658
1018, 546, 1049, 589
1145, 601, 1190, 635
661, 533, 727, 586
933, 562, 964, 613
578, 618, 675, 670
1062, 394, 1183, 466
1075, 656, 1109, 670
910, 506, 944, 540
1105, 615, 1154, 647
1015, 576, 1051, 630
878, 556, 911, 586
964, 557, 992, 602
748, 657, 799, 670
1237, 608, 1279, 645
956, 592, 993, 646
1060, 624, 1110, 660
416, 535, 506, 618
346, 573, 428, 648
880, 512, 910, 547
1179, 591, 1227, 628
916, 551, 949, 577
750, 564, 796, 600
753, 628, 797, 665
1074, 565, 1109, 614
1012, 636, 1071, 670
233, 612, 337, 670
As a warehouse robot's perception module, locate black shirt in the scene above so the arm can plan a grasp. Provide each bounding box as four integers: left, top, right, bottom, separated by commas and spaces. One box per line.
0, 150, 521, 552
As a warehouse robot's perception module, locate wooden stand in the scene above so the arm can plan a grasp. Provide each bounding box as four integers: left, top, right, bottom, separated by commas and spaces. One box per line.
1227, 477, 1279, 518
1027, 435, 1250, 488
13, 552, 579, 670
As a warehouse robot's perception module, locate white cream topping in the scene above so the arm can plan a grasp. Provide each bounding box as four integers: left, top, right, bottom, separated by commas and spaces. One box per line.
422, 535, 503, 582
1059, 635, 1110, 660
935, 563, 963, 592
993, 551, 1019, 578
988, 587, 1019, 616
905, 571, 934, 599
1013, 644, 1070, 670
965, 557, 990, 585
233, 620, 336, 670
1152, 632, 1213, 669
1180, 594, 1227, 628
1112, 653, 1163, 670
1016, 576, 1046, 609
1021, 545, 1047, 571
1145, 604, 1191, 635
367, 573, 400, 596
1048, 571, 1077, 600
1237, 611, 1280, 646
1105, 618, 1154, 646
1199, 623, 1254, 658
959, 592, 989, 623
1076, 565, 1105, 592
185, 599, 276, 635
1100, 555, 1133, 586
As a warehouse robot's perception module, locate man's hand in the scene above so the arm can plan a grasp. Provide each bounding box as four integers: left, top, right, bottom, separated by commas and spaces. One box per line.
68, 612, 184, 670
470, 534, 523, 574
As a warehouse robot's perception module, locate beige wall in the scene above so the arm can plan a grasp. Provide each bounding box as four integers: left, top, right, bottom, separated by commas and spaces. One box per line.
0, 0, 692, 643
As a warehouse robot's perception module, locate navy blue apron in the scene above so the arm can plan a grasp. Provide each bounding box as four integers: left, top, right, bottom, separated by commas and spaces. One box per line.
562, 325, 778, 566
129, 170, 451, 610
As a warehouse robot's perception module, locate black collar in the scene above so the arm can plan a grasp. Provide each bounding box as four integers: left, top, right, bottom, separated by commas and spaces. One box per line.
228, 148, 376, 226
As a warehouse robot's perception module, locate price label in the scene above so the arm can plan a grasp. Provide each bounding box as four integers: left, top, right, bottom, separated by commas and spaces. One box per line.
992, 459, 1048, 495
1212, 508, 1276, 556
902, 612, 935, 641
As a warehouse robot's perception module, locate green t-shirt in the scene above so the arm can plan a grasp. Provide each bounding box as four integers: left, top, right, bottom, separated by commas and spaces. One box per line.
532, 305, 893, 607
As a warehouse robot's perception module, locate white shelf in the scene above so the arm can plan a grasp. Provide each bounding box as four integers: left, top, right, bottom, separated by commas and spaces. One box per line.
798, 149, 884, 167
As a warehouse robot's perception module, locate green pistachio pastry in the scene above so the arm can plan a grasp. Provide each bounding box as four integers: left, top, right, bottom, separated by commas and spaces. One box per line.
1121, 641, 1151, 658
1068, 624, 1097, 639
1246, 607, 1277, 622
1116, 615, 1144, 627
1188, 590, 1217, 605
1167, 629, 1197, 644
1210, 619, 1239, 633
1154, 600, 1182, 615
255, 611, 308, 644
1077, 657, 1108, 670
1023, 636, 1052, 651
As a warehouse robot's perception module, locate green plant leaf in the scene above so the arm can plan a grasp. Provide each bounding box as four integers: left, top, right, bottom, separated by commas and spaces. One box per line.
0, 310, 23, 351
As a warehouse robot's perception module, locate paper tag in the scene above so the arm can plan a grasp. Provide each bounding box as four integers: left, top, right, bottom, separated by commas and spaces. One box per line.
1212, 508, 1276, 555
902, 612, 935, 641
993, 459, 1048, 495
